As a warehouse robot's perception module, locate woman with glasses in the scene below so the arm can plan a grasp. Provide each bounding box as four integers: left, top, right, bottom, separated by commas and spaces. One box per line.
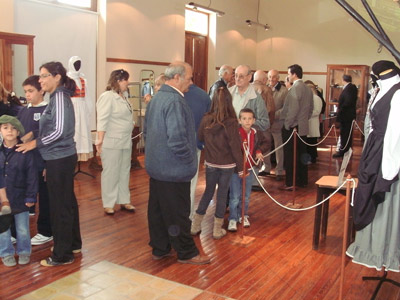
96, 69, 135, 215
16, 61, 82, 266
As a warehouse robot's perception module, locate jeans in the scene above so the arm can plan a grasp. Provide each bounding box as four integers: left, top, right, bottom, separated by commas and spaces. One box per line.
229, 172, 254, 221
0, 211, 31, 257
196, 166, 235, 218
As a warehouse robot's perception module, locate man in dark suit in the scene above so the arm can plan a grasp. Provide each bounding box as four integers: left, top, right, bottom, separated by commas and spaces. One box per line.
208, 64, 234, 99
333, 75, 358, 158
280, 64, 314, 190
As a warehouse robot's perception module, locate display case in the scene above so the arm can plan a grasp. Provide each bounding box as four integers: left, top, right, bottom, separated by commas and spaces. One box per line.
325, 64, 370, 139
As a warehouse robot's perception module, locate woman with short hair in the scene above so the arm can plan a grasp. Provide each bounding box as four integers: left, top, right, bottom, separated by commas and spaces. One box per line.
96, 69, 135, 215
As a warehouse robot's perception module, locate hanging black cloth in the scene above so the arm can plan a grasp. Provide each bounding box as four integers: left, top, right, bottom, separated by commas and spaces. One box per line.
353, 82, 400, 231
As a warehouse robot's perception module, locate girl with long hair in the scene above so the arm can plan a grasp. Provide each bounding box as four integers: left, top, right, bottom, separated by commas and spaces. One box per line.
190, 87, 243, 239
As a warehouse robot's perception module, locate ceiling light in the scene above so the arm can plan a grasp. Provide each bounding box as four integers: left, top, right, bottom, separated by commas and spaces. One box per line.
245, 19, 271, 31
187, 2, 225, 16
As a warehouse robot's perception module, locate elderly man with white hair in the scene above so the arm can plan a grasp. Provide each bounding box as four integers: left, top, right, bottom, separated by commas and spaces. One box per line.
208, 64, 234, 99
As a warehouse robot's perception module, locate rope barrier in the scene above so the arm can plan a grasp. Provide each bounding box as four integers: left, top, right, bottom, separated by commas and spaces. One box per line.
261, 128, 295, 159
295, 125, 336, 147
242, 142, 356, 212
353, 120, 365, 137
131, 132, 143, 140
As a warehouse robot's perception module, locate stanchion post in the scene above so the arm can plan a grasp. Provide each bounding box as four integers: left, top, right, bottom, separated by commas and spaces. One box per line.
240, 141, 247, 240
232, 141, 255, 247
339, 174, 352, 300
292, 128, 297, 204
329, 145, 333, 175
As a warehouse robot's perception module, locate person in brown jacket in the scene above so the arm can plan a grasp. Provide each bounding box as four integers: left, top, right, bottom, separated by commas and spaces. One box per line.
191, 87, 243, 240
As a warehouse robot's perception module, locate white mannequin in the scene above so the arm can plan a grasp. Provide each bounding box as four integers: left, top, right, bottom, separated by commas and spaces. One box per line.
67, 56, 93, 162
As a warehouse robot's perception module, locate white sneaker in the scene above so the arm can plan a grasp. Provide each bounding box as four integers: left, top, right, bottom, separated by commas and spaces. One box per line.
228, 220, 237, 232
11, 237, 16, 244
31, 234, 53, 245
239, 216, 250, 228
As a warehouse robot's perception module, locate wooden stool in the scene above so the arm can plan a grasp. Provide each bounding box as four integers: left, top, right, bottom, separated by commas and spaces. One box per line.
312, 175, 357, 250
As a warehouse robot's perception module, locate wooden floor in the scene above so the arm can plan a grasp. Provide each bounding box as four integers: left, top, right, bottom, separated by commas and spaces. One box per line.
1, 141, 400, 300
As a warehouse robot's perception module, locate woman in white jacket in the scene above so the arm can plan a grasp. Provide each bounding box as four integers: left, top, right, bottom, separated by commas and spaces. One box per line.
306, 83, 323, 163
96, 70, 135, 215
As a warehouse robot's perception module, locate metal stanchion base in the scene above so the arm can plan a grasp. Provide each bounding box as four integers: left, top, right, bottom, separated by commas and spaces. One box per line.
286, 202, 303, 209
231, 235, 256, 246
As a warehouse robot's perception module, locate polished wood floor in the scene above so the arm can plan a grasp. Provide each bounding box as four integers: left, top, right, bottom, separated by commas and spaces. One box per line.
1, 141, 400, 300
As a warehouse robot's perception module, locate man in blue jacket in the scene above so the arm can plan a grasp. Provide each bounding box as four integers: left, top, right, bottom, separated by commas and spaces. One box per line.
144, 61, 210, 265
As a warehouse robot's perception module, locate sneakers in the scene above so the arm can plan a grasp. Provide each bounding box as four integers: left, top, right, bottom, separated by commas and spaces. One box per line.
18, 255, 30, 265
11, 237, 16, 244
2, 255, 16, 267
31, 234, 53, 245
40, 257, 74, 267
239, 216, 250, 228
228, 220, 237, 232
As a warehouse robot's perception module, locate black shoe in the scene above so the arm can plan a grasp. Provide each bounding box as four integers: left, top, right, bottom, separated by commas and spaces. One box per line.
251, 185, 263, 191
258, 171, 270, 177
332, 152, 344, 158
278, 185, 293, 191
40, 257, 74, 267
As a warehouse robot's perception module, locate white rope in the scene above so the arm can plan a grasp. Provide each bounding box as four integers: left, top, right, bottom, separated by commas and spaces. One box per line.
337, 120, 356, 151
295, 125, 336, 147
131, 132, 143, 140
262, 128, 296, 159
247, 160, 356, 211
353, 120, 365, 137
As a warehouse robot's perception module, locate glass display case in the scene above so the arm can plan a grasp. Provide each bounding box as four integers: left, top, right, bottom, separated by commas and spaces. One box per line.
325, 64, 370, 139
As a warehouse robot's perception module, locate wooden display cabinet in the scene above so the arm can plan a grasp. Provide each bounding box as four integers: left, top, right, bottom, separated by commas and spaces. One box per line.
325, 64, 370, 140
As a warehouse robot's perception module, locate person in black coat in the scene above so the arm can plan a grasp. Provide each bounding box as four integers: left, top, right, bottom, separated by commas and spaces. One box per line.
0, 115, 37, 267
333, 75, 358, 157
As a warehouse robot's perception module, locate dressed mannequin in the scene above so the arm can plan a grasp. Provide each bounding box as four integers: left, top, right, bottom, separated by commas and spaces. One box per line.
67, 56, 93, 162
346, 60, 400, 272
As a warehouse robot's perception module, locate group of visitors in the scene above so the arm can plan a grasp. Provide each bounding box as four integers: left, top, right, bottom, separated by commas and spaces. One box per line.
1, 57, 397, 272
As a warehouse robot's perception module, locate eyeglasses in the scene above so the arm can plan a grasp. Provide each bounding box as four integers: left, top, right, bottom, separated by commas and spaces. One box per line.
235, 74, 249, 80
39, 73, 53, 79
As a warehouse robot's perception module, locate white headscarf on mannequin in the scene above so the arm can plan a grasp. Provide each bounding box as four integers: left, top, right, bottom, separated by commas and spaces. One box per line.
67, 56, 85, 90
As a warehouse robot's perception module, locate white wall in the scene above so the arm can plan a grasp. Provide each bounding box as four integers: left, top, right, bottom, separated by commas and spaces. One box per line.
256, 0, 400, 92
14, 0, 97, 129
0, 0, 13, 32
105, 0, 259, 90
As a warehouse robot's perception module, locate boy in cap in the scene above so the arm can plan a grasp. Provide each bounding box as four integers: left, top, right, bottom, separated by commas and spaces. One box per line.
0, 115, 38, 267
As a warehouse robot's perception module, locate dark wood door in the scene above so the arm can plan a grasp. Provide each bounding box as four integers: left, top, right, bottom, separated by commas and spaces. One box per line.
185, 31, 208, 90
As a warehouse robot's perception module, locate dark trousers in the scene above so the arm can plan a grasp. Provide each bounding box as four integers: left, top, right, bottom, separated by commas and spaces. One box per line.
282, 127, 308, 187
46, 154, 81, 262
148, 178, 199, 260
37, 171, 52, 237
307, 137, 318, 163
339, 121, 353, 154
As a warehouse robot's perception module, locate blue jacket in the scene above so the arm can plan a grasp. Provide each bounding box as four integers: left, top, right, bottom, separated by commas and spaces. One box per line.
18, 104, 47, 171
37, 86, 76, 160
0, 144, 38, 213
184, 84, 211, 150
144, 84, 197, 182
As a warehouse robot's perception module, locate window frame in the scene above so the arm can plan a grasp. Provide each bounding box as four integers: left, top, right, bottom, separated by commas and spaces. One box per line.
34, 0, 97, 12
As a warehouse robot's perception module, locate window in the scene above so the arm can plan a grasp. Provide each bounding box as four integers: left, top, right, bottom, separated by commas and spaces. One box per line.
34, 0, 96, 11
185, 9, 208, 35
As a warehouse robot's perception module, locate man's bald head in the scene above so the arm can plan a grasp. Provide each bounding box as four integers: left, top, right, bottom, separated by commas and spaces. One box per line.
254, 70, 268, 85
